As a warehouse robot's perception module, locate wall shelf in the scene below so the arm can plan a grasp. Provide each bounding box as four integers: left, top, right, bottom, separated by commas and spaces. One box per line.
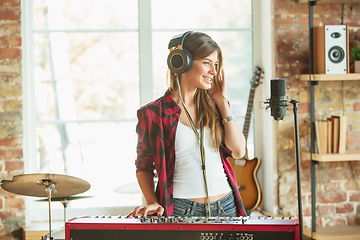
302, 150, 360, 162
304, 226, 360, 240
300, 73, 360, 81
304, 0, 360, 236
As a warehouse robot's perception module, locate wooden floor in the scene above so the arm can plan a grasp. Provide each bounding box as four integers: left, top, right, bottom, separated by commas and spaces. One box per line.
23, 221, 64, 240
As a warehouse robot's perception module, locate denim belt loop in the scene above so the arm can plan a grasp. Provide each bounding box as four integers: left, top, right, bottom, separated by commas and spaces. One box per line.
217, 199, 222, 214
190, 201, 197, 215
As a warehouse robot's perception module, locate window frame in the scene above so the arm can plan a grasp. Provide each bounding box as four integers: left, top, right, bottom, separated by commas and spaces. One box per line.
22, 0, 264, 224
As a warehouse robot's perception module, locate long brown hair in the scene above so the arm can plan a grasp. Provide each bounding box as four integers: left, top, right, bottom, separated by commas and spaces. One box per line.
168, 32, 225, 150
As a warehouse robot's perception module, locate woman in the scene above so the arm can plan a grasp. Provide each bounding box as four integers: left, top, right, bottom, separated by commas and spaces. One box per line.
129, 31, 247, 218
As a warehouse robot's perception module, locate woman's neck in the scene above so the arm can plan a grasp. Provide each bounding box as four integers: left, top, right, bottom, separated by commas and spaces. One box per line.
174, 84, 196, 105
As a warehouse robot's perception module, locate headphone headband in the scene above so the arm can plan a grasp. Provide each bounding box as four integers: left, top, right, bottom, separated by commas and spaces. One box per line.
168, 31, 193, 50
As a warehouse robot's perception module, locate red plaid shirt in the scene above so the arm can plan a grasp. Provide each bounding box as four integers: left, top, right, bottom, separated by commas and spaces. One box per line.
135, 89, 247, 217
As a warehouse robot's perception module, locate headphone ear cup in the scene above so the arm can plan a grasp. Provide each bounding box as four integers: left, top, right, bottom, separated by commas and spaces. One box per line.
167, 48, 193, 74
182, 48, 193, 72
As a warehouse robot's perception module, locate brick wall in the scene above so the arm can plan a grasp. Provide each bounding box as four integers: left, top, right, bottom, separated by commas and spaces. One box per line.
274, 0, 360, 228
0, 0, 24, 239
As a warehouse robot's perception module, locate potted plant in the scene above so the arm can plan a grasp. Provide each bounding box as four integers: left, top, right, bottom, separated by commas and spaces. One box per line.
351, 43, 360, 73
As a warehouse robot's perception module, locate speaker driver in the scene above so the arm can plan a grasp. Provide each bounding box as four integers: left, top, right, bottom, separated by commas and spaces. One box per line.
328, 46, 345, 63
167, 48, 193, 74
170, 53, 184, 69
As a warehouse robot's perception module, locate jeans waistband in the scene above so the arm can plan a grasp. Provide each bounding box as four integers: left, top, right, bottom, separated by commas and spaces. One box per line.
173, 192, 233, 209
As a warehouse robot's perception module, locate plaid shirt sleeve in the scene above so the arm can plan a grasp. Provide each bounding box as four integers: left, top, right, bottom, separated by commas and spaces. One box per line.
134, 90, 180, 217
135, 107, 156, 173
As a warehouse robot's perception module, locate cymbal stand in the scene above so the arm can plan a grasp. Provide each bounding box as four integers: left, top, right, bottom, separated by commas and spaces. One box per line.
62, 199, 68, 224
43, 181, 57, 240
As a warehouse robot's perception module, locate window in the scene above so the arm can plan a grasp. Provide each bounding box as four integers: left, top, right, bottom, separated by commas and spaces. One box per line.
23, 0, 254, 221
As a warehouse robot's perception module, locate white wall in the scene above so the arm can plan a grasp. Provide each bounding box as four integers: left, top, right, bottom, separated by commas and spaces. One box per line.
253, 0, 278, 214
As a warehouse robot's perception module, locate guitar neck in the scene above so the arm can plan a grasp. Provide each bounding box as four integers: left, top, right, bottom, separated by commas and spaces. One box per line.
242, 87, 256, 141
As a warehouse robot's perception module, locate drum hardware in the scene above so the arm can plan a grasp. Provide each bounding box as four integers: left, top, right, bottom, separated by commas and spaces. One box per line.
41, 226, 65, 240
1, 173, 91, 240
114, 182, 141, 194
41, 234, 53, 240
114, 178, 158, 194
114, 180, 158, 206
45, 181, 57, 240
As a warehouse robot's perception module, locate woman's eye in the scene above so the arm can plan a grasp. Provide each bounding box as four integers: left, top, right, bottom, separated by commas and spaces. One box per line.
204, 61, 210, 65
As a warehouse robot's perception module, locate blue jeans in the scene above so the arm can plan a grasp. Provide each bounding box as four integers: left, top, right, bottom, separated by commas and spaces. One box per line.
172, 192, 237, 217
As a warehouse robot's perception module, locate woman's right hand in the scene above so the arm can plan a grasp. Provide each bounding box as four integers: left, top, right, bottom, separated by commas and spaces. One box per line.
128, 202, 164, 217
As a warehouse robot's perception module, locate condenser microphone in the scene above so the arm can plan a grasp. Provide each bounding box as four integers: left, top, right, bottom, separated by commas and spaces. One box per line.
266, 78, 289, 121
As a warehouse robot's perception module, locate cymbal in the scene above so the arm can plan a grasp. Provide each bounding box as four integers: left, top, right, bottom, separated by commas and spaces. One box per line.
1, 173, 91, 198
36, 196, 93, 203
114, 178, 158, 194
114, 182, 141, 194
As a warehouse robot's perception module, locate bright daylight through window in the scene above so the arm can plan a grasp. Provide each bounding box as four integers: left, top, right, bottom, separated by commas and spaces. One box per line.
26, 0, 254, 220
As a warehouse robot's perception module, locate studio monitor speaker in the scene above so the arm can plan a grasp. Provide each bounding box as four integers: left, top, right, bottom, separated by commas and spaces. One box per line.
314, 25, 349, 74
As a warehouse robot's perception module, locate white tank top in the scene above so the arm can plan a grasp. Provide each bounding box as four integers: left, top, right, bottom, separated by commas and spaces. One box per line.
173, 121, 232, 198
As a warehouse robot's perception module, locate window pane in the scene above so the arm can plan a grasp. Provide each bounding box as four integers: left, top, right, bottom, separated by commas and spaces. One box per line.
36, 121, 140, 208
152, 0, 252, 29
152, 32, 176, 98
33, 0, 138, 30
36, 124, 65, 172
33, 0, 47, 30
34, 32, 139, 121
209, 31, 253, 115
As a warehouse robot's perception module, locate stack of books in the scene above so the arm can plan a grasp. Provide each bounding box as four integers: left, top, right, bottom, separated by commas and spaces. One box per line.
315, 115, 347, 154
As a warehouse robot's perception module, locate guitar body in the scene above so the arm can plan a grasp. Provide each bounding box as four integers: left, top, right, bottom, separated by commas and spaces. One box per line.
229, 156, 261, 211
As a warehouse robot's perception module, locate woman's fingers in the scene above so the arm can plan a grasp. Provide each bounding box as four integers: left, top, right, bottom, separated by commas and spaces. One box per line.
128, 203, 164, 217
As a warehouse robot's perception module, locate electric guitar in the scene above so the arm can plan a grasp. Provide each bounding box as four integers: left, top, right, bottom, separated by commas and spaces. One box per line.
229, 66, 262, 211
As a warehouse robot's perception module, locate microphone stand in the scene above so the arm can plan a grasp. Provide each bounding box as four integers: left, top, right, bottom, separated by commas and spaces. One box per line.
266, 78, 303, 239
289, 99, 303, 240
